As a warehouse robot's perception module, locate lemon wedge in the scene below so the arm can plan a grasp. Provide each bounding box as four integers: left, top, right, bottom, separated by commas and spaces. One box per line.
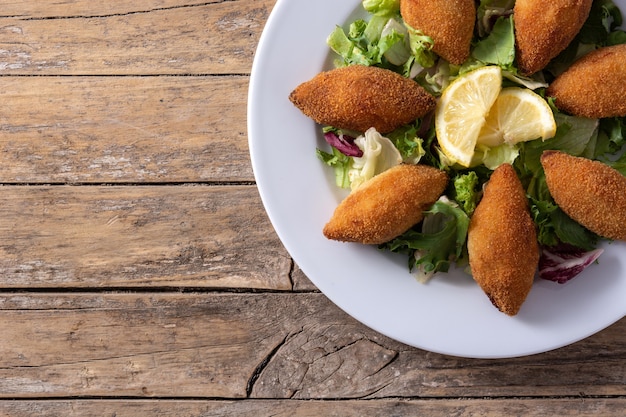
435, 66, 502, 167
477, 87, 557, 147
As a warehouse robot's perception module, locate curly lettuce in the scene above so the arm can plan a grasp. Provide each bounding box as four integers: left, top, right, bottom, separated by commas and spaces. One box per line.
362, 0, 400, 17
381, 197, 470, 283
452, 171, 481, 216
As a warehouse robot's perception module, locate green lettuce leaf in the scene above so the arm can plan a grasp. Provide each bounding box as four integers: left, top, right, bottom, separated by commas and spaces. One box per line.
327, 24, 371, 66
452, 171, 481, 216
385, 122, 427, 163
327, 16, 412, 68
472, 16, 515, 69
529, 195, 598, 251
551, 208, 598, 251
518, 113, 599, 174
379, 19, 411, 65
530, 197, 560, 247
595, 116, 626, 158
364, 15, 389, 43
578, 0, 623, 44
607, 29, 626, 45
406, 25, 436, 69
476, 143, 520, 170
362, 0, 400, 17
316, 147, 353, 189
381, 198, 470, 282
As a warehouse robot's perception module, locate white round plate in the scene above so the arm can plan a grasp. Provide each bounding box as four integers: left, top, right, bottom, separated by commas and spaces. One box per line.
248, 0, 626, 358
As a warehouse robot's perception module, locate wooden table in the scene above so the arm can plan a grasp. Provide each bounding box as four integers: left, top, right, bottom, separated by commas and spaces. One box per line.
0, 1, 623, 415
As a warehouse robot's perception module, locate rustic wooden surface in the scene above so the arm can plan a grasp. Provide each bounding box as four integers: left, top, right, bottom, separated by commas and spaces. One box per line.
0, 1, 623, 415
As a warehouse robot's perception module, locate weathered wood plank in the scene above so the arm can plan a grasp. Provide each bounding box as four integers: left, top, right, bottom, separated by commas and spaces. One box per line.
0, 293, 622, 398
252, 305, 626, 399
0, 0, 276, 75
0, 398, 625, 417
0, 0, 215, 18
0, 185, 291, 289
0, 293, 288, 398
0, 76, 253, 182
292, 263, 318, 291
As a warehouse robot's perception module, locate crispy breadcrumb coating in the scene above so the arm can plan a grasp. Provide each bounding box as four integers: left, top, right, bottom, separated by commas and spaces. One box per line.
289, 65, 435, 134
541, 151, 626, 241
323, 164, 448, 245
467, 164, 539, 316
400, 0, 475, 65
514, 0, 593, 75
546, 44, 626, 118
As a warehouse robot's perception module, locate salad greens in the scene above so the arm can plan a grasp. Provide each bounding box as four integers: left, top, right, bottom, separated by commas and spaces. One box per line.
476, 0, 515, 35
381, 197, 470, 283
471, 16, 516, 69
362, 0, 400, 17
452, 171, 481, 216
318, 0, 626, 283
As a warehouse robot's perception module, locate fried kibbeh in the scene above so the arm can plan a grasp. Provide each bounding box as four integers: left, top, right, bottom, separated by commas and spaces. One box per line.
289, 65, 436, 134
467, 164, 539, 316
546, 44, 626, 118
514, 0, 593, 75
323, 164, 448, 245
400, 0, 475, 65
541, 151, 626, 241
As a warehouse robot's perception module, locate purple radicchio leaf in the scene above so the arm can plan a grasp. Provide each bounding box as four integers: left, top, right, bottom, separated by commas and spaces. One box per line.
539, 244, 604, 284
324, 131, 363, 157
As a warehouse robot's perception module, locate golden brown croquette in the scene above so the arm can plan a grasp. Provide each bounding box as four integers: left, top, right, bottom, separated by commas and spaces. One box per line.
546, 44, 626, 118
514, 0, 593, 75
323, 164, 448, 245
541, 151, 626, 241
400, 0, 475, 65
289, 65, 435, 134
467, 164, 539, 316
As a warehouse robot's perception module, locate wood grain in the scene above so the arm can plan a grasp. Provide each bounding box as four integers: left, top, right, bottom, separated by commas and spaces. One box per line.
0, 293, 622, 399
0, 76, 253, 183
0, 185, 291, 289
0, 293, 285, 398
0, 0, 276, 75
0, 0, 216, 18
292, 263, 318, 291
0, 398, 624, 416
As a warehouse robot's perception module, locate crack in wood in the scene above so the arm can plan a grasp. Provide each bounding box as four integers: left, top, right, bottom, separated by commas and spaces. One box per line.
252, 329, 404, 400
12, 1, 239, 21
246, 334, 289, 398
360, 350, 400, 399
287, 258, 295, 291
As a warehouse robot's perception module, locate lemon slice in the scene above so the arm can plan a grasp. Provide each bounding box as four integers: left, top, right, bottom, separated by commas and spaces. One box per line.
435, 66, 502, 167
477, 87, 557, 147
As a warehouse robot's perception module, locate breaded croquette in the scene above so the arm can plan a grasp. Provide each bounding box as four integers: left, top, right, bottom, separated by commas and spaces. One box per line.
467, 164, 539, 316
541, 151, 626, 241
400, 0, 475, 65
289, 65, 436, 134
546, 44, 626, 118
514, 0, 593, 75
323, 164, 448, 245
